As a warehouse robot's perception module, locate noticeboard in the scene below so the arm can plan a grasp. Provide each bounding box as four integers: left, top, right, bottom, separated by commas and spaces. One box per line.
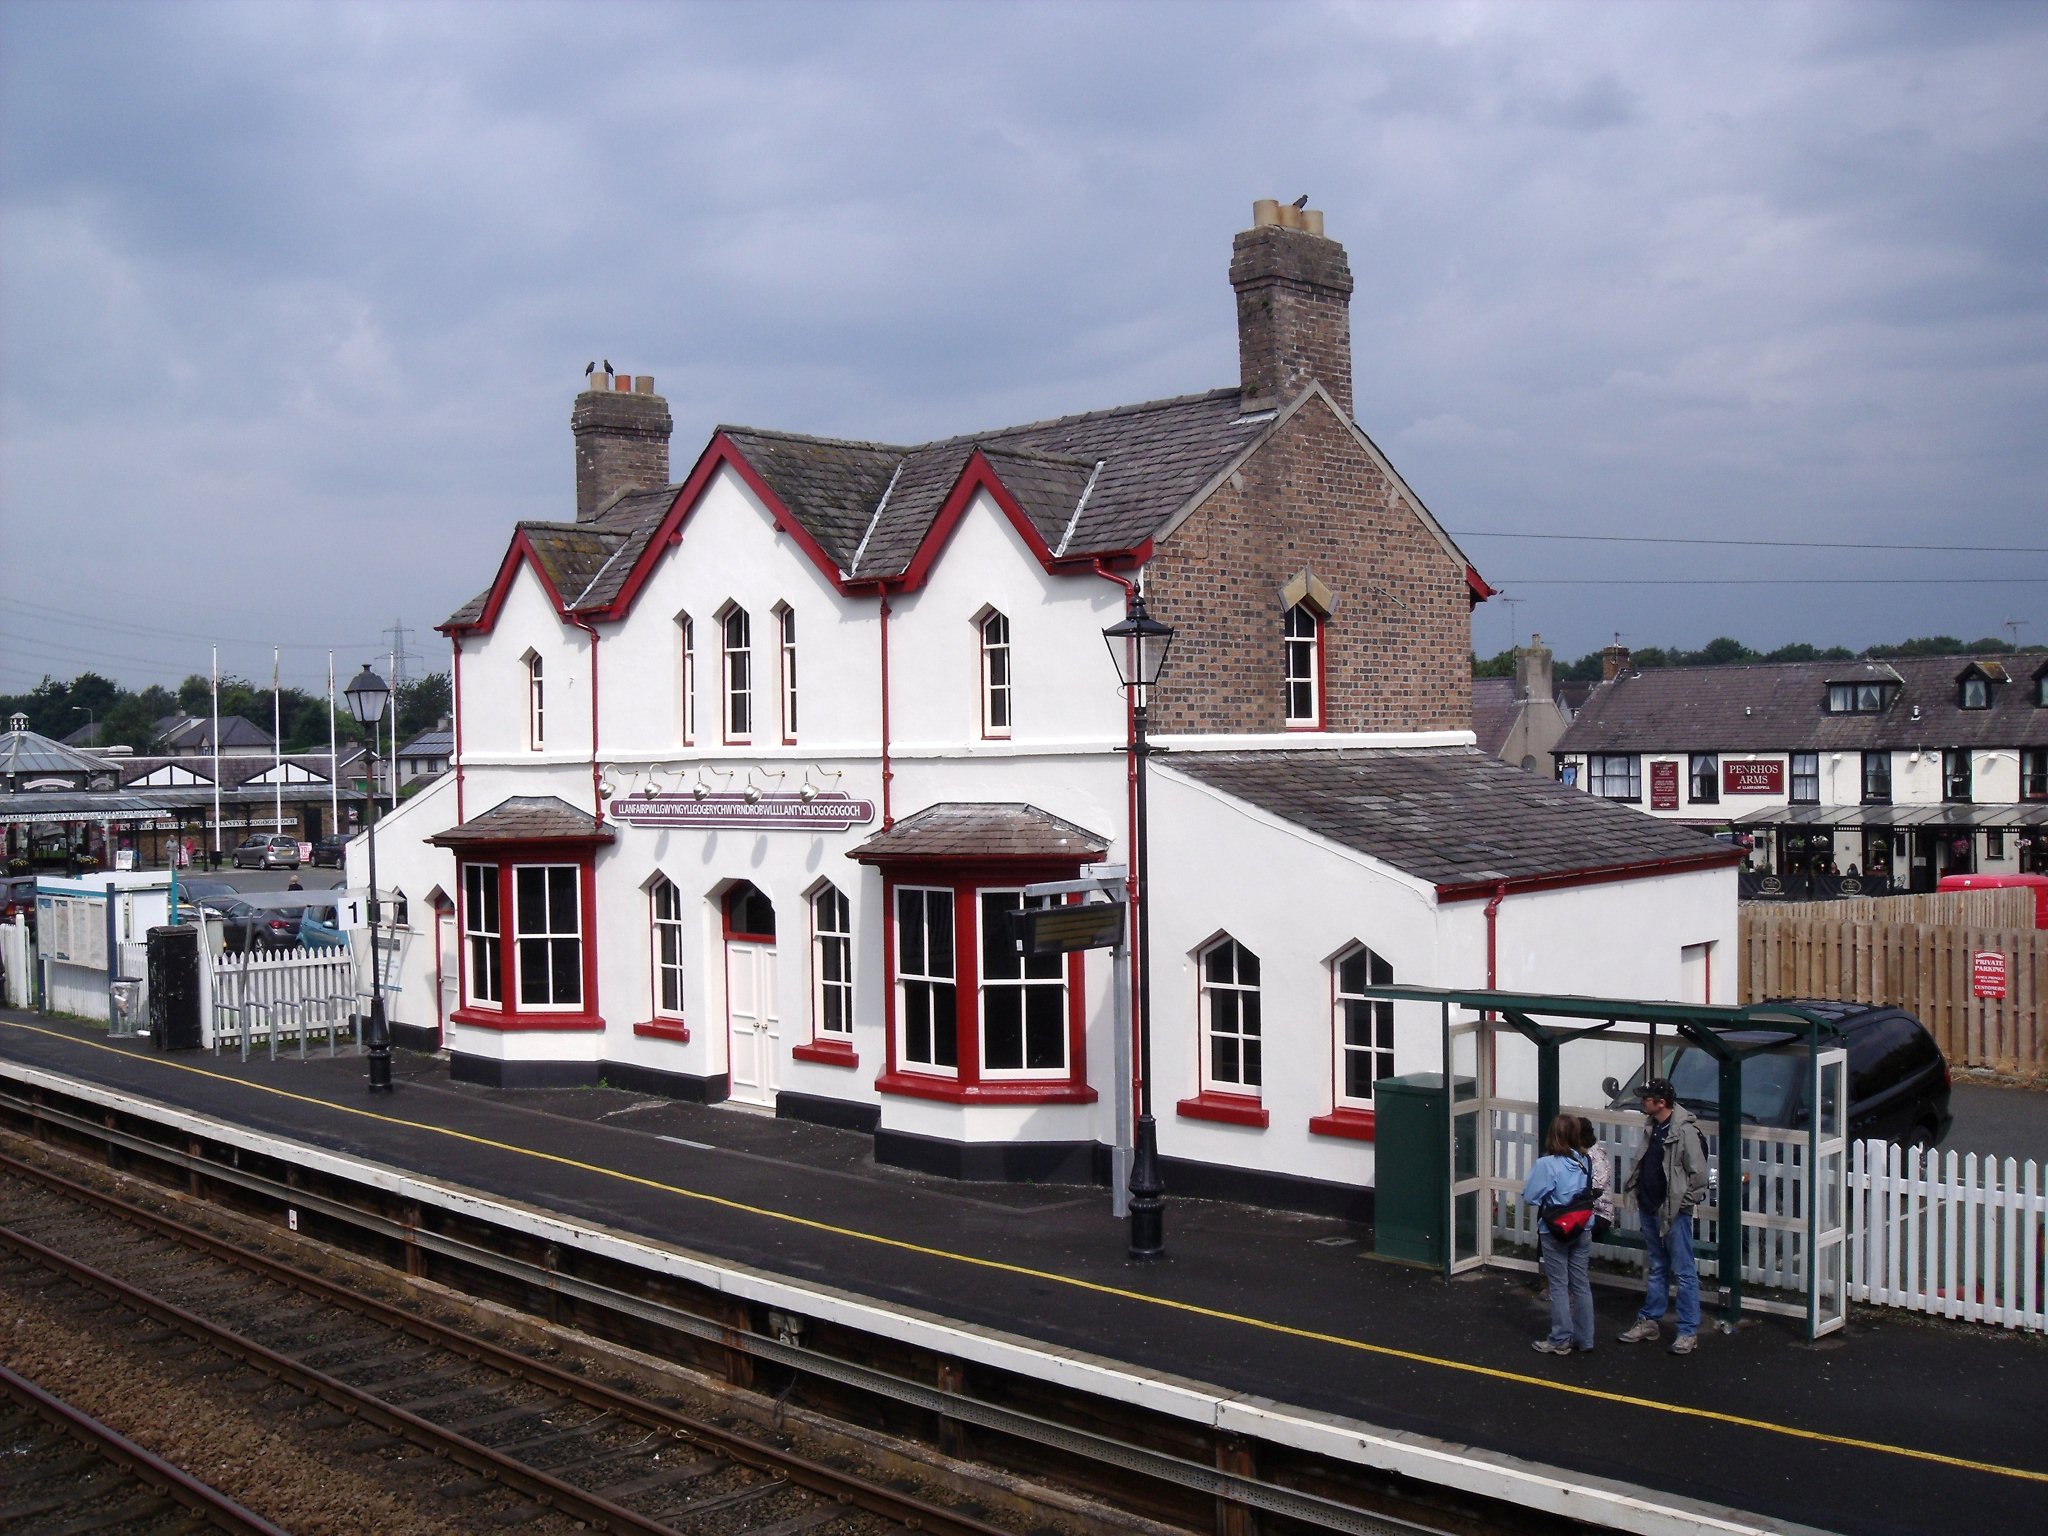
1009, 900, 1125, 957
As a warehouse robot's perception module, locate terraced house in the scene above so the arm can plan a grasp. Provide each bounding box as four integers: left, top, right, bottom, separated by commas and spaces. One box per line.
362, 204, 1739, 1214
1556, 650, 2048, 889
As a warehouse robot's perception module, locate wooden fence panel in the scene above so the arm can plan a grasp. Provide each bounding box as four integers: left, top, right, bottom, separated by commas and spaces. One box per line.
1738, 910, 2048, 1078
1751, 888, 2034, 928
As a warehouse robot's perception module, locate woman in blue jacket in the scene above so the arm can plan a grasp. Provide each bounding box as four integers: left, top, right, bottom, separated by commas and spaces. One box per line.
1522, 1114, 1595, 1356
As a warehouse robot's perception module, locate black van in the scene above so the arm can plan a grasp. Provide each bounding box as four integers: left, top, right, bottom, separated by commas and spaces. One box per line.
1605, 999, 1952, 1149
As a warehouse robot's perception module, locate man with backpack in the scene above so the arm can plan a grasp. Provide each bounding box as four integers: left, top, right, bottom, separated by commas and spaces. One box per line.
1618, 1077, 1711, 1355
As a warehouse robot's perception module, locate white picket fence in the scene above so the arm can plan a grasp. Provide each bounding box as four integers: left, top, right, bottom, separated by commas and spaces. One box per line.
1491, 1108, 2047, 1333
204, 943, 362, 1060
1849, 1141, 2047, 1332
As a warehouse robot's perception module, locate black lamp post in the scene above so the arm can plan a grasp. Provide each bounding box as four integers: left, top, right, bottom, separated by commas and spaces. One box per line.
342, 664, 394, 1093
1102, 591, 1175, 1260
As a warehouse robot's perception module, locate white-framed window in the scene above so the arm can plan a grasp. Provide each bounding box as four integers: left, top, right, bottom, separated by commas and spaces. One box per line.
651, 875, 685, 1021
811, 883, 852, 1040
1199, 936, 1261, 1093
1688, 754, 1719, 804
1942, 749, 1973, 803
1588, 753, 1641, 801
895, 886, 957, 1073
1791, 751, 1820, 805
774, 603, 798, 742
980, 610, 1012, 738
462, 862, 501, 1006
1959, 675, 1991, 710
977, 891, 1067, 1076
1334, 945, 1394, 1106
677, 613, 696, 747
1863, 751, 1892, 804
1827, 682, 1893, 713
530, 652, 546, 747
1284, 603, 1321, 727
513, 864, 582, 1009
721, 605, 752, 742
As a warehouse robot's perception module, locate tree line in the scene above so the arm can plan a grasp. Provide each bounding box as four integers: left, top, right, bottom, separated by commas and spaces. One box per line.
1473, 633, 2044, 682
2, 671, 453, 756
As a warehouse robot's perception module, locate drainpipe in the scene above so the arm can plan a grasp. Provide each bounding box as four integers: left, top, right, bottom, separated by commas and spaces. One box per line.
451, 638, 466, 826
878, 594, 895, 829
568, 615, 604, 821
1484, 880, 1507, 1095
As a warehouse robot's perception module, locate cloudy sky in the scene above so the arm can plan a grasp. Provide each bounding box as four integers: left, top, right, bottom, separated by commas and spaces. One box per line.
3, 0, 2044, 700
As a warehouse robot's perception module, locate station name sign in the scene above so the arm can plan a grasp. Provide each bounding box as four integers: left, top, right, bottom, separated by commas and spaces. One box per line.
608, 791, 877, 831
1722, 760, 1784, 795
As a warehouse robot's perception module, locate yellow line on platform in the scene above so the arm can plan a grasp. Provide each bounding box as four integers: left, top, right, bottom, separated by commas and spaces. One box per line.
8, 1021, 2046, 1488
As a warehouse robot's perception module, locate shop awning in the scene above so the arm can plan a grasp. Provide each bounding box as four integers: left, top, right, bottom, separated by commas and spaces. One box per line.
0, 791, 181, 827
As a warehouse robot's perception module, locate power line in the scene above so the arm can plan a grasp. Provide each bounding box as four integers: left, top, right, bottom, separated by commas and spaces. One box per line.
1449, 530, 2048, 554
0, 595, 383, 650
1497, 577, 2048, 586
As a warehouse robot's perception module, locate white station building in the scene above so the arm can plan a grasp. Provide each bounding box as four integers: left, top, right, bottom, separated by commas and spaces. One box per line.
359, 204, 1740, 1214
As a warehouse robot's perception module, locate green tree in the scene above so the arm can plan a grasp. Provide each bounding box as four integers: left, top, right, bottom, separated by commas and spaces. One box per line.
397, 672, 452, 738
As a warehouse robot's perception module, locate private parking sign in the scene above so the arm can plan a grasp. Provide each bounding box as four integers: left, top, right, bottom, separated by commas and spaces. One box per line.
1973, 950, 2008, 1000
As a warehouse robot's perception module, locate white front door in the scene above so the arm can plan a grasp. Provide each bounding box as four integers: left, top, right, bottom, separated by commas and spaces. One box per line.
725, 941, 779, 1107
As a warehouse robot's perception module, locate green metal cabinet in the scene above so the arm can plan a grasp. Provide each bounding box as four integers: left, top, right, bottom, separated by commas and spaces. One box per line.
1372, 1073, 1475, 1267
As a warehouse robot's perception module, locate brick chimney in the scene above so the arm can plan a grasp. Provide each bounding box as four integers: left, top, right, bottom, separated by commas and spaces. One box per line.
1601, 642, 1632, 682
1229, 199, 1354, 418
1515, 633, 1555, 704
572, 371, 672, 521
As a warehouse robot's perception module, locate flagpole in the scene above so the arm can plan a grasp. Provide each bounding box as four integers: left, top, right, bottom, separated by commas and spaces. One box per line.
272, 646, 283, 833
327, 650, 339, 837
387, 643, 398, 810
210, 646, 222, 859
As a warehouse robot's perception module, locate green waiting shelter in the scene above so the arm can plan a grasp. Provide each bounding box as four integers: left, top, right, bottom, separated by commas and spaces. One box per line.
1358, 986, 1852, 1340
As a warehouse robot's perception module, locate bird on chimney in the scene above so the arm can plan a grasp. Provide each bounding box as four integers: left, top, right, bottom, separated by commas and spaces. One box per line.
603, 359, 614, 378
584, 361, 595, 377
1291, 194, 1309, 209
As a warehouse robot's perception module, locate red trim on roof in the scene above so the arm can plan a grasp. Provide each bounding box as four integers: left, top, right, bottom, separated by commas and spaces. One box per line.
1435, 847, 1742, 904
442, 529, 577, 637
599, 433, 852, 618
891, 449, 1060, 593
1465, 565, 1497, 601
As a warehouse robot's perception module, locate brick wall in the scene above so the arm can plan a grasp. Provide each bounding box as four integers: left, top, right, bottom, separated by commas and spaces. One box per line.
572, 388, 673, 521
1147, 397, 1471, 734
1230, 223, 1354, 418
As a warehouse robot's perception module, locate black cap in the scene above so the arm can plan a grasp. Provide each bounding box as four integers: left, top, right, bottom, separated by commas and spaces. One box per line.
1641, 1078, 1677, 1105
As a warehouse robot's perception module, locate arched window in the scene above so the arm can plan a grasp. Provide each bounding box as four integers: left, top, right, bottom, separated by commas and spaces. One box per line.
979, 610, 1012, 738
1284, 604, 1321, 728
1199, 936, 1261, 1094
721, 605, 752, 742
677, 613, 696, 746
811, 883, 852, 1042
775, 603, 798, 742
524, 651, 545, 749
1333, 945, 1395, 1106
650, 876, 685, 1022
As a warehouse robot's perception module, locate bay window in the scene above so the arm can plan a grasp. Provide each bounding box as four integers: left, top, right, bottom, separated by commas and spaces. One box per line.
514, 865, 582, 1009
894, 886, 957, 1072
462, 863, 501, 1007
978, 891, 1068, 1074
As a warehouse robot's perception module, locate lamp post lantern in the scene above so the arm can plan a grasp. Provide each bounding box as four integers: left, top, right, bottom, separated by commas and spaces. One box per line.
1102, 591, 1175, 1259
342, 664, 394, 1093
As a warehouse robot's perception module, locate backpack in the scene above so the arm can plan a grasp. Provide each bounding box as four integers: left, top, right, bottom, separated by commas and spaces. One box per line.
1540, 1152, 1596, 1239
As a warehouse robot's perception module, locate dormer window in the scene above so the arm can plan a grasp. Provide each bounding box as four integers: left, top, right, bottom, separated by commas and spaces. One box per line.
2034, 665, 2048, 708
1826, 682, 1893, 713
1960, 676, 1989, 709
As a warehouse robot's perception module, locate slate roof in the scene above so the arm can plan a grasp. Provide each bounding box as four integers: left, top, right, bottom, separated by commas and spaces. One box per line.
444, 388, 1278, 629
850, 802, 1110, 864
1556, 655, 2048, 755
156, 715, 275, 754
1168, 747, 1739, 892
1471, 677, 1519, 757
116, 750, 370, 791
399, 729, 454, 760
428, 795, 614, 848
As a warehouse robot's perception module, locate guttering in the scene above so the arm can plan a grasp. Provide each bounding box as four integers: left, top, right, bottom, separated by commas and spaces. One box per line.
567, 614, 605, 822
1436, 849, 1743, 905
1484, 882, 1507, 990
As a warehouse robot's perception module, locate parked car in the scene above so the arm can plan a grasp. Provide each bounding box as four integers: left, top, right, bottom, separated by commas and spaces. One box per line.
231, 834, 301, 870
177, 877, 238, 904
310, 835, 350, 869
201, 897, 304, 954
1604, 998, 1952, 1149
1, 875, 37, 932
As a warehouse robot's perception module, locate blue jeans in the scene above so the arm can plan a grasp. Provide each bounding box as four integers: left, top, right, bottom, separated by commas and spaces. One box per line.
1638, 1209, 1700, 1334
1540, 1226, 1594, 1349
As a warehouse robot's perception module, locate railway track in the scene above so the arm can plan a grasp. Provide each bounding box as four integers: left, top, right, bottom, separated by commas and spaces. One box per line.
0, 1361, 292, 1535
0, 1152, 1023, 1536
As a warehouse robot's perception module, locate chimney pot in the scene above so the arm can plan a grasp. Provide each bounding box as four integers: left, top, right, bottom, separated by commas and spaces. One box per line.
1251, 198, 1281, 227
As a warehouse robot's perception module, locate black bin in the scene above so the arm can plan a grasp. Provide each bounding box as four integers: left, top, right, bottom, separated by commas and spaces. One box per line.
146, 925, 203, 1050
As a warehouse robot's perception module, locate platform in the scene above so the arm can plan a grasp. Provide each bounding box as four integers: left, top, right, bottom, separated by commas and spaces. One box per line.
2, 1013, 2041, 1536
